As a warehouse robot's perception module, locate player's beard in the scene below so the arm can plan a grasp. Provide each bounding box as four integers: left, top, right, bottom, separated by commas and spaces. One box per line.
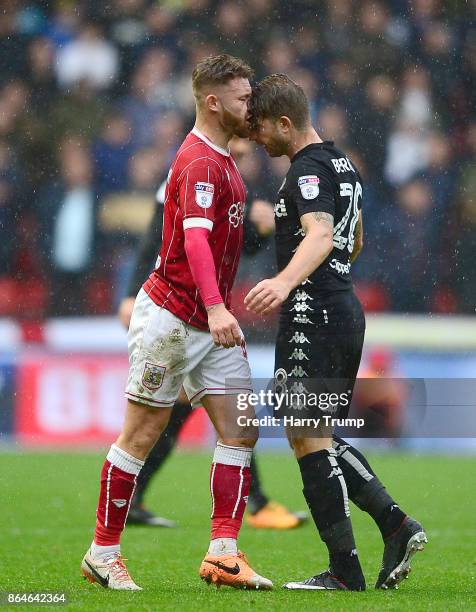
221, 105, 249, 138
264, 138, 286, 157
264, 129, 290, 157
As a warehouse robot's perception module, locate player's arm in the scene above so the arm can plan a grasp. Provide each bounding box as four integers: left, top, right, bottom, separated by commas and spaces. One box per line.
245, 162, 335, 315
244, 212, 333, 314
350, 210, 363, 263
184, 228, 242, 348
180, 162, 241, 348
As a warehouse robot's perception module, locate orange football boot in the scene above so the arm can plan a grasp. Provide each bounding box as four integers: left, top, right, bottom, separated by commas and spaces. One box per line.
246, 502, 305, 529
199, 550, 273, 590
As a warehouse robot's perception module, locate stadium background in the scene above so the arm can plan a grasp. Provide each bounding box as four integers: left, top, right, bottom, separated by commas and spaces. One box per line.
1, 1, 475, 609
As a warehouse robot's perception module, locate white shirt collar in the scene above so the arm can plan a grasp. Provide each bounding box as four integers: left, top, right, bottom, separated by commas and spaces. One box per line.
191, 126, 230, 156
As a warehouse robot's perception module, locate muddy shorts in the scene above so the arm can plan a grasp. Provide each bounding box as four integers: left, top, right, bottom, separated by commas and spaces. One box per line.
125, 289, 252, 408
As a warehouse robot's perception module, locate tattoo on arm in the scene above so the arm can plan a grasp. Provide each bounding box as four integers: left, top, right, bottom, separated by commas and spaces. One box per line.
350, 213, 363, 262
354, 215, 362, 244
311, 211, 334, 228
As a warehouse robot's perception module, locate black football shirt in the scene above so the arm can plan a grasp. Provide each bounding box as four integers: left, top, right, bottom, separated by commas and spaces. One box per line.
274, 141, 364, 329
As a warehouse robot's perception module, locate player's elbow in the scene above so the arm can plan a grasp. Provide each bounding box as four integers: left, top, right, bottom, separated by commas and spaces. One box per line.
320, 230, 334, 257
305, 224, 333, 257
309, 225, 333, 256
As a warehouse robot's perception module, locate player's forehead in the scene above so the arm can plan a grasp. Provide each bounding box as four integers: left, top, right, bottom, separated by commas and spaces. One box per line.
257, 117, 276, 131
220, 77, 252, 97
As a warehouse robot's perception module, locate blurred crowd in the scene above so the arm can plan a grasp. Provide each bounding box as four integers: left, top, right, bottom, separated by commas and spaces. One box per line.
0, 0, 474, 323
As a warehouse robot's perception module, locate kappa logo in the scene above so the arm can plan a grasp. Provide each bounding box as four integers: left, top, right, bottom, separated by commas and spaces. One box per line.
112, 499, 128, 508
289, 348, 309, 361
289, 331, 311, 344
290, 381, 309, 394
290, 302, 314, 313
328, 467, 343, 479
142, 362, 166, 391
298, 175, 320, 200
333, 444, 350, 457
293, 289, 313, 302
288, 365, 308, 378
293, 313, 314, 325
194, 182, 214, 208
294, 227, 305, 237
301, 277, 313, 285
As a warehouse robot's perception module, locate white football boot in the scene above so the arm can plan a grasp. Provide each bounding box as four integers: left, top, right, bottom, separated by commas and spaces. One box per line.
81, 549, 142, 590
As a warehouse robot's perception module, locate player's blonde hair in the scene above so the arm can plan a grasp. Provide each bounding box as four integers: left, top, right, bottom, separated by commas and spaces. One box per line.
192, 54, 254, 103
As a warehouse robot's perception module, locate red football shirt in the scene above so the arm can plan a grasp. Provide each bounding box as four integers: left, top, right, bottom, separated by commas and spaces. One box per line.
143, 128, 247, 330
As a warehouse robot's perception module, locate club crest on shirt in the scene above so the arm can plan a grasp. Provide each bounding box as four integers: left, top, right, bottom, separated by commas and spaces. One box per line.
142, 362, 166, 390
195, 182, 214, 208
298, 175, 320, 200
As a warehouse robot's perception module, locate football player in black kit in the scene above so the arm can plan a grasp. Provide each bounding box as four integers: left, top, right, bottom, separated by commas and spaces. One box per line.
245, 74, 427, 591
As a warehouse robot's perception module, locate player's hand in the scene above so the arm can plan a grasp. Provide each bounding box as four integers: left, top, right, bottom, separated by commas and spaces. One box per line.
118, 296, 136, 329
207, 303, 242, 348
244, 278, 290, 315
249, 199, 275, 236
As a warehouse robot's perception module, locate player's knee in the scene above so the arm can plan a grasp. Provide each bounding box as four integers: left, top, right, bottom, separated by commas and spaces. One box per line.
124, 431, 161, 458
117, 422, 167, 459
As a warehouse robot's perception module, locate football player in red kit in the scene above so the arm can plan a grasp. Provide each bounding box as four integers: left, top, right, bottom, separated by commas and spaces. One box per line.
81, 55, 272, 591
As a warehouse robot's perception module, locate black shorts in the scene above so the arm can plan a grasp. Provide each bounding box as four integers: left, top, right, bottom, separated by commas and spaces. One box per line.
273, 323, 365, 421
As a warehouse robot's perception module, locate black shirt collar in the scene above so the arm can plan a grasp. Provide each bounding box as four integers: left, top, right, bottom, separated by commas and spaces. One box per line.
291, 141, 334, 163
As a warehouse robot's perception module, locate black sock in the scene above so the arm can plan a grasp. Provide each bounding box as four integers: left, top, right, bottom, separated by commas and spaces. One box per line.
333, 436, 406, 539
133, 401, 192, 505
248, 453, 269, 514
298, 449, 365, 590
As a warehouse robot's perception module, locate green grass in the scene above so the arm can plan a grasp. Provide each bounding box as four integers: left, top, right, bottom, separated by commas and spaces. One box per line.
2, 450, 475, 611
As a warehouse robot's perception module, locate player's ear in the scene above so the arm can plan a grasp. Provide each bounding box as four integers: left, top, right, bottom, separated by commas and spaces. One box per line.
205, 93, 219, 113
279, 116, 292, 133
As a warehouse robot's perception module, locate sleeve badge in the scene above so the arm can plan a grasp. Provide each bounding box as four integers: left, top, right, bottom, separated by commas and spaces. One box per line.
298, 175, 320, 200
194, 182, 215, 208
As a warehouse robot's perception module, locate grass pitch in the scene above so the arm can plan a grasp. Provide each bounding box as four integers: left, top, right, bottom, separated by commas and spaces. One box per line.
2, 450, 475, 611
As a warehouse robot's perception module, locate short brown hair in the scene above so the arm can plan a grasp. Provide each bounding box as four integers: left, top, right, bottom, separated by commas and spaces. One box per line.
249, 74, 310, 130
192, 54, 254, 101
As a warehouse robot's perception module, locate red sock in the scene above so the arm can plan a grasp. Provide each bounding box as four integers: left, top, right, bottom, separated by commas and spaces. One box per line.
94, 445, 144, 546
210, 444, 252, 540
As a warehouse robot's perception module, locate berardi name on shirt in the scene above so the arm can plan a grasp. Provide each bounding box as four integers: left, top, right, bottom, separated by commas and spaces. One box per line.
236, 414, 365, 429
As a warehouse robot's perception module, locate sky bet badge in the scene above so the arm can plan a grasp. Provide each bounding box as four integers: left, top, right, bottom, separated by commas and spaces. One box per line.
298, 175, 320, 200
142, 362, 165, 390
195, 181, 214, 208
